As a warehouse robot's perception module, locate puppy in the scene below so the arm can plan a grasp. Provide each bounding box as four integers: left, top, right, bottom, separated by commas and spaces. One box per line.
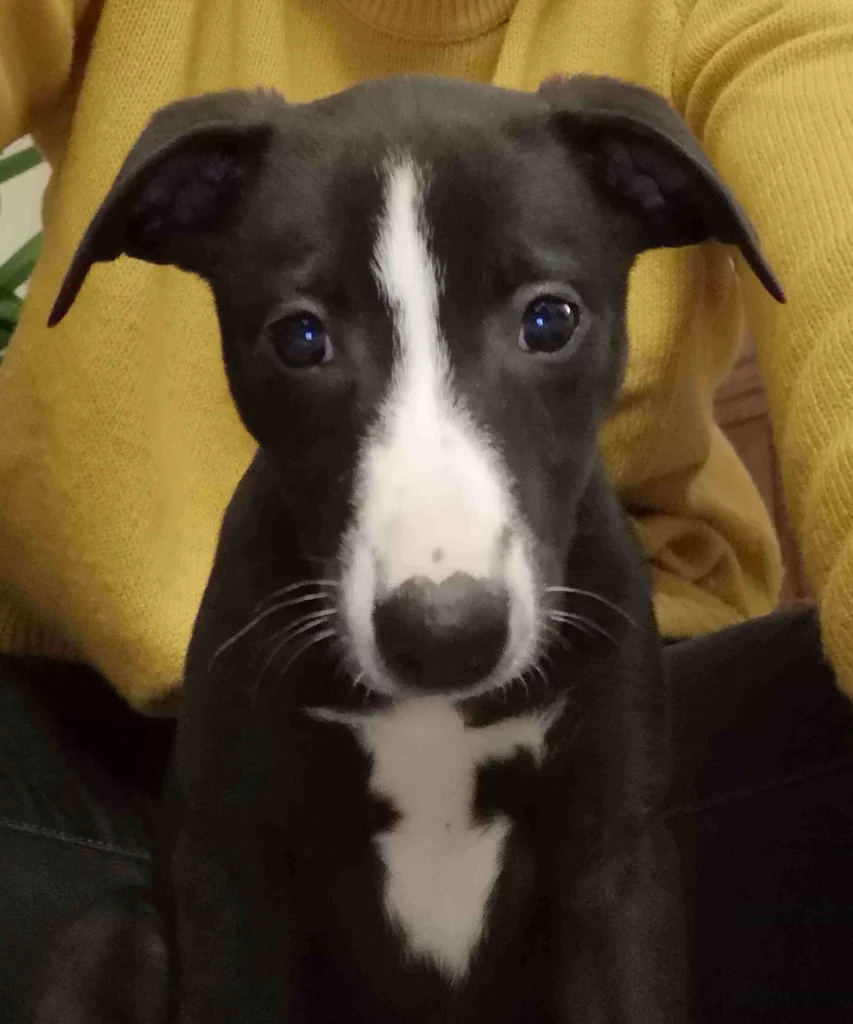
51, 73, 783, 1024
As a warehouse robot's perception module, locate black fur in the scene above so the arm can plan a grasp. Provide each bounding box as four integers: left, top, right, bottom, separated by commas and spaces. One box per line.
49, 74, 783, 1023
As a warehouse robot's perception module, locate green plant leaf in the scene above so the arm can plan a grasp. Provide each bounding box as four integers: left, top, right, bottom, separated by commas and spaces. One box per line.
0, 233, 42, 293
0, 291, 22, 359
0, 147, 42, 185
0, 290, 21, 321
0, 290, 21, 326
0, 146, 45, 359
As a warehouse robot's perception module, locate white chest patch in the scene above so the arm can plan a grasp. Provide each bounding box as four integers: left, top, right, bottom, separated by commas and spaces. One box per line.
312, 699, 562, 982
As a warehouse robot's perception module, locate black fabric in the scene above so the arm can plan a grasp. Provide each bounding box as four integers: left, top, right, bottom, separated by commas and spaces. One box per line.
1, 608, 852, 1022
666, 609, 853, 1021
0, 658, 173, 1024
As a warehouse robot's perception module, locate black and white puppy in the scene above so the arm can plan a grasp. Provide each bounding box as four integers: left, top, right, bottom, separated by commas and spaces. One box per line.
51, 74, 783, 1024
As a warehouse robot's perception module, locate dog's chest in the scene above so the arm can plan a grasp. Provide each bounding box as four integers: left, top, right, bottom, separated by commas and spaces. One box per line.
313, 700, 559, 982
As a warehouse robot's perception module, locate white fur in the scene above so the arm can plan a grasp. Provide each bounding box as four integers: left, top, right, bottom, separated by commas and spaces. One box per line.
311, 699, 563, 982
341, 156, 538, 697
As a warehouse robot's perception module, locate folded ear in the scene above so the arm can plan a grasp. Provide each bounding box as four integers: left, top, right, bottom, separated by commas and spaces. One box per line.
538, 74, 785, 303
49, 90, 278, 326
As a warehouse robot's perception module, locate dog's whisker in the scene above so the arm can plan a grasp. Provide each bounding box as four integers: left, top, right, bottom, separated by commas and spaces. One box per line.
252, 608, 337, 657
550, 609, 603, 634
208, 594, 336, 670
531, 660, 549, 689
209, 623, 259, 670
561, 621, 598, 644
264, 592, 336, 612
351, 671, 367, 696
549, 610, 616, 646
276, 627, 338, 680
271, 608, 337, 646
302, 554, 332, 566
253, 612, 338, 689
258, 578, 340, 607
540, 621, 574, 657
254, 633, 297, 690
545, 586, 637, 627
209, 607, 302, 670
327, 636, 367, 694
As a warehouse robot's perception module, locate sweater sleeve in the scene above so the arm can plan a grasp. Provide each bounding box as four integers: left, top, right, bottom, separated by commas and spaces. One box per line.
672, 0, 853, 697
0, 0, 88, 148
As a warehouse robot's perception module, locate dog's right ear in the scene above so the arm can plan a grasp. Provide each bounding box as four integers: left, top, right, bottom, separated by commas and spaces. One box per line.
49, 90, 277, 326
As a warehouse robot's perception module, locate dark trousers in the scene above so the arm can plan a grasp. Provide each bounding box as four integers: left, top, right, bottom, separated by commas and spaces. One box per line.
2, 608, 852, 1023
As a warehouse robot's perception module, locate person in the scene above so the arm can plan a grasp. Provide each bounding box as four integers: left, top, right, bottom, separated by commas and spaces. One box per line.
0, 0, 852, 1020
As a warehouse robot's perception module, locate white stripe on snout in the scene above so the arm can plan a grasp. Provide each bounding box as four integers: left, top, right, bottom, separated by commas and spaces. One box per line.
367, 158, 511, 589
341, 156, 538, 696
310, 699, 564, 982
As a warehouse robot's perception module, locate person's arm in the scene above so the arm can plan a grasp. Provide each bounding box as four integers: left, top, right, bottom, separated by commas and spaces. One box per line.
672, 0, 853, 695
0, 0, 89, 147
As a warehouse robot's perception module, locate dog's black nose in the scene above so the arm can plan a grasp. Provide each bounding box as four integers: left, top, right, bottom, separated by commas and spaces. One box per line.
373, 573, 509, 692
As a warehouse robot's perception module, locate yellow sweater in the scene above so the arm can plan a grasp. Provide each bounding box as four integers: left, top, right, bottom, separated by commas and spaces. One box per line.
1, 0, 852, 710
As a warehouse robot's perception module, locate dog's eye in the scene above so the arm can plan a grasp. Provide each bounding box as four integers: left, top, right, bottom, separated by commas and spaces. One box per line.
519, 297, 580, 353
268, 312, 333, 368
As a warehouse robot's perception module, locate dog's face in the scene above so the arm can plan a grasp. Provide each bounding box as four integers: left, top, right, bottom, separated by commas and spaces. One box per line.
207, 87, 638, 699
51, 75, 782, 700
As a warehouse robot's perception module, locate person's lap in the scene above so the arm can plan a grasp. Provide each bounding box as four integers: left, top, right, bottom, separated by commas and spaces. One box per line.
0, 657, 172, 1023
666, 608, 853, 1021
2, 608, 852, 1022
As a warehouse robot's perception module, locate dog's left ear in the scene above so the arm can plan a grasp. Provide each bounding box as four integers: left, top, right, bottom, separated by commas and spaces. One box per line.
539, 74, 785, 303
49, 89, 278, 326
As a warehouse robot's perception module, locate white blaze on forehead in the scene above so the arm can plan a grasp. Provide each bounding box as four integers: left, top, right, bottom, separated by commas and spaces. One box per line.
340, 155, 539, 697
365, 156, 510, 589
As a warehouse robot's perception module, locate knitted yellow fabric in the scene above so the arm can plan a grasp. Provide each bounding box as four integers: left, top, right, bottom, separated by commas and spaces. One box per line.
1, 0, 852, 709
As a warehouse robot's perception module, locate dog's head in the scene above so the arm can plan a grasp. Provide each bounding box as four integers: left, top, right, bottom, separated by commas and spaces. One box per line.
51, 75, 782, 700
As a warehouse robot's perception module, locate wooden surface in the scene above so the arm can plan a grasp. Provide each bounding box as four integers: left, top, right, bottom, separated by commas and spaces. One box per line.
714, 337, 812, 608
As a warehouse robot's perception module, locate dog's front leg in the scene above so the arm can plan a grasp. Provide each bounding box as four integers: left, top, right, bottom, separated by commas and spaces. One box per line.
550, 820, 686, 1024
171, 821, 295, 1024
